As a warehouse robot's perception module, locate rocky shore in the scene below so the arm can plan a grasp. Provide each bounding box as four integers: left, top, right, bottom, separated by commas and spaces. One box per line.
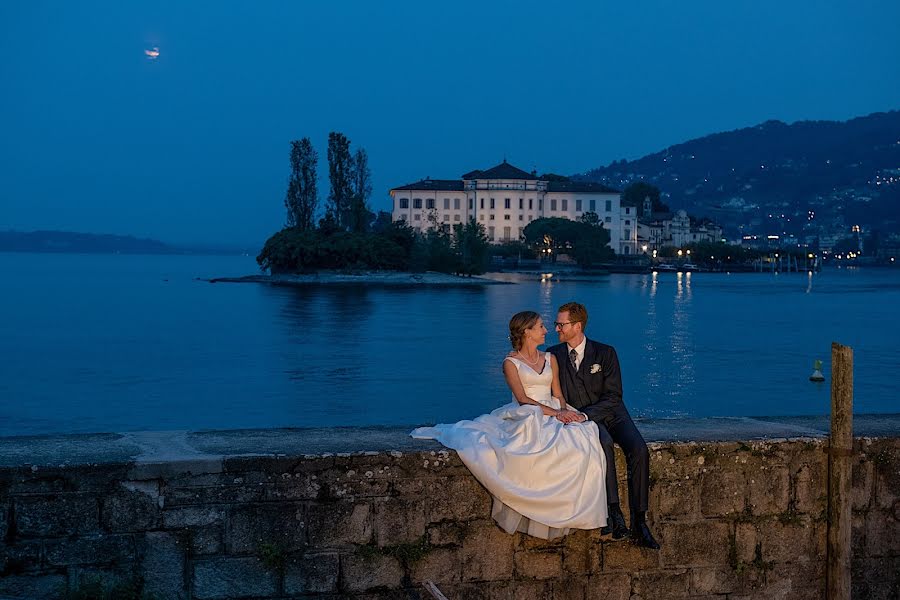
208, 271, 511, 286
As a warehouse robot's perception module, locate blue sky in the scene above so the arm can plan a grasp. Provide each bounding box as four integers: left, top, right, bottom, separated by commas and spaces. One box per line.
2, 1, 898, 246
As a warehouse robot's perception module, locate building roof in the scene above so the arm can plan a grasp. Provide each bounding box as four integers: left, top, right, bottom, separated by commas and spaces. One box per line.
462, 160, 537, 180
391, 178, 464, 192
546, 180, 621, 194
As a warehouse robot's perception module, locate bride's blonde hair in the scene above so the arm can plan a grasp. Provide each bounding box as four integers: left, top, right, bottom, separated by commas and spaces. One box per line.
508, 311, 540, 350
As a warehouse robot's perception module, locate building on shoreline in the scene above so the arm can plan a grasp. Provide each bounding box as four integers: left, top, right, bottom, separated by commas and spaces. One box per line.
390, 161, 640, 254
637, 197, 723, 251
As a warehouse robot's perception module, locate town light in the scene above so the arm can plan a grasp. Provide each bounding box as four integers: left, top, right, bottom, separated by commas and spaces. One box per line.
686, 250, 691, 255
677, 250, 683, 257
641, 245, 648, 252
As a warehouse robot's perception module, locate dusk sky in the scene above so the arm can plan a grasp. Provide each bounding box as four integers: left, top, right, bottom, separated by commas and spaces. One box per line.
2, 2, 898, 247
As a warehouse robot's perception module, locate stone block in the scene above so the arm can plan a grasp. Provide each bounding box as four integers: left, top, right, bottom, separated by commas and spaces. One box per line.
164, 483, 265, 506
514, 549, 562, 579
307, 501, 372, 547
192, 556, 278, 599
373, 497, 426, 546
45, 533, 134, 566
549, 579, 588, 600
227, 502, 307, 553
0, 573, 67, 599
408, 546, 462, 585
101, 481, 161, 531
137, 531, 187, 600
427, 521, 466, 547
851, 512, 867, 556
754, 518, 823, 564
190, 525, 223, 555
561, 529, 599, 576
865, 509, 900, 557
15, 493, 99, 536
0, 540, 43, 575
689, 566, 764, 596
460, 521, 514, 581
284, 551, 339, 595
341, 552, 404, 592
794, 459, 827, 514
162, 505, 225, 529
767, 561, 825, 598
650, 478, 699, 520
129, 458, 223, 480
700, 469, 746, 516
603, 538, 660, 571
426, 476, 492, 522
851, 459, 874, 511
748, 467, 790, 515
659, 520, 730, 567
263, 471, 323, 501
872, 444, 900, 510
631, 569, 690, 598
482, 579, 553, 600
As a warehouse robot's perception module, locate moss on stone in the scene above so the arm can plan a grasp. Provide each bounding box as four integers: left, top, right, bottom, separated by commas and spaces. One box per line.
355, 536, 432, 564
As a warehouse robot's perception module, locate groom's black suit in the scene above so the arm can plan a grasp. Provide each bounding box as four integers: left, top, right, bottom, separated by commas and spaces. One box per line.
548, 339, 649, 516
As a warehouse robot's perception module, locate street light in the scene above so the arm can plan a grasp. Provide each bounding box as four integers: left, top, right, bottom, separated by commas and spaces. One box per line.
677, 250, 683, 257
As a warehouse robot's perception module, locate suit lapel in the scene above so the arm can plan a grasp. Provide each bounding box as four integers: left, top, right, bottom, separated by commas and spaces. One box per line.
575, 338, 592, 380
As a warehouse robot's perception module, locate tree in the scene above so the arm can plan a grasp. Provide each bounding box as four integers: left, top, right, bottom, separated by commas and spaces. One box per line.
348, 147, 373, 233
539, 173, 570, 182
623, 182, 669, 217
453, 218, 491, 275
284, 138, 318, 230
522, 217, 613, 267
326, 132, 355, 229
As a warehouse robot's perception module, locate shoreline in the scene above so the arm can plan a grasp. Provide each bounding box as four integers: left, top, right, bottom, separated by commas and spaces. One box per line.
207, 271, 513, 286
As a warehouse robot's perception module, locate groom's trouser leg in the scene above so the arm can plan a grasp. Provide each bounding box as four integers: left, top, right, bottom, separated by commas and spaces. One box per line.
596, 422, 620, 506
607, 406, 650, 514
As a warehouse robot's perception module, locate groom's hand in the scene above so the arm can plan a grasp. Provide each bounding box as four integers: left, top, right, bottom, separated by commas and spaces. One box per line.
555, 410, 583, 423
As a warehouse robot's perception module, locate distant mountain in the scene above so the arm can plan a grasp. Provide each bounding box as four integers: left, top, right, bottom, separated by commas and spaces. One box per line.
0, 230, 174, 254
578, 110, 900, 239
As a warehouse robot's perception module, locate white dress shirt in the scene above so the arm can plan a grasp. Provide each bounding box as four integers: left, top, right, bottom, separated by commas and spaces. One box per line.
567, 336, 587, 371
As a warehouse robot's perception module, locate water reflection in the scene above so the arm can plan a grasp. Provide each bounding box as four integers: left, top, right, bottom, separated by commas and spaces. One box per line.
670, 272, 695, 413
641, 272, 661, 415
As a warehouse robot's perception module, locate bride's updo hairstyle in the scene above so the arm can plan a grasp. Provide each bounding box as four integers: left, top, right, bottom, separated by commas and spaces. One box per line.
509, 311, 541, 351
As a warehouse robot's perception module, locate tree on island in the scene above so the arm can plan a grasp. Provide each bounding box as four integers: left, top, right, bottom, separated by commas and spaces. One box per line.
326, 132, 355, 229
522, 216, 613, 267
348, 147, 373, 233
284, 138, 318, 230
623, 182, 669, 217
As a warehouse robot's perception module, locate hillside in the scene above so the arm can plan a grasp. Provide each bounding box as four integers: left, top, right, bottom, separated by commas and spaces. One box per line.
579, 110, 900, 239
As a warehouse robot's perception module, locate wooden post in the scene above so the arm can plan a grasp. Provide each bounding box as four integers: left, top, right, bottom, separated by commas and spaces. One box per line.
827, 342, 853, 600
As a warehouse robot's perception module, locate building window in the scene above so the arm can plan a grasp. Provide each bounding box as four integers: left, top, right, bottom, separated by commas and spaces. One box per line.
490, 214, 495, 220
414, 198, 422, 209
443, 214, 450, 222
576, 199, 582, 212
444, 198, 450, 209
518, 227, 524, 238
489, 226, 495, 240
624, 228, 631, 239
399, 198, 409, 209
503, 226, 511, 240
519, 198, 523, 209
605, 216, 612, 223
399, 214, 407, 220
590, 199, 596, 211
454, 198, 460, 210
504, 215, 510, 220
625, 220, 630, 226
480, 198, 484, 209
550, 199, 557, 211
605, 200, 612, 212
490, 198, 495, 209
624, 246, 631, 255
539, 199, 543, 211
414, 214, 421, 221
625, 207, 631, 215
454, 214, 461, 221
561, 199, 568, 211
480, 215, 484, 221
529, 199, 533, 210
505, 198, 511, 209
518, 215, 523, 221
426, 198, 435, 210
529, 216, 534, 221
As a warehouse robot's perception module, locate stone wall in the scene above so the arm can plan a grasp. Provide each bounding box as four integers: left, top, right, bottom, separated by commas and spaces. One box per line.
1, 437, 897, 599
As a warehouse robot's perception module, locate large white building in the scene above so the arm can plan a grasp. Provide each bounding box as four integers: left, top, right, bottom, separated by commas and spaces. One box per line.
390, 161, 640, 254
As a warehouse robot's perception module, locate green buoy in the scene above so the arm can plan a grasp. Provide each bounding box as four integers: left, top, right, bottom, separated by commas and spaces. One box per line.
809, 359, 825, 382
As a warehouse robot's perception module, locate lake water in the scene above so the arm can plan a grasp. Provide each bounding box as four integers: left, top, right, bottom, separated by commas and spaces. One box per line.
1, 253, 897, 437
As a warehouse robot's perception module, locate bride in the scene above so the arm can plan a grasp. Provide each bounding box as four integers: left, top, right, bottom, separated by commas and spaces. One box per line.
411, 311, 607, 539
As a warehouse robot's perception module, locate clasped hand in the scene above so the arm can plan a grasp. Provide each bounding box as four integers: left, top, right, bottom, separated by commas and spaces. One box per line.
555, 409, 586, 424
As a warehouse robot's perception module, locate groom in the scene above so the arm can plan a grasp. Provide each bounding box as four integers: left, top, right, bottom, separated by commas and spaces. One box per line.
548, 301, 660, 549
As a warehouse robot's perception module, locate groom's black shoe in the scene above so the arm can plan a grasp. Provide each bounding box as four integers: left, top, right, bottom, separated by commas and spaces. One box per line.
630, 522, 660, 550
601, 505, 629, 539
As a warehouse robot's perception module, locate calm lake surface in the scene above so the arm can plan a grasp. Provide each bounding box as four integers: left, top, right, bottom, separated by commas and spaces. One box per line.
1, 253, 898, 437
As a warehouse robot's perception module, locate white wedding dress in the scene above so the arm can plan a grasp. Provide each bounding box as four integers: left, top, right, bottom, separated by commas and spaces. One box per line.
411, 354, 607, 539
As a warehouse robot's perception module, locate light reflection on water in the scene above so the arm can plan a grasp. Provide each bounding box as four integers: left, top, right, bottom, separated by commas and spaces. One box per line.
0, 253, 898, 436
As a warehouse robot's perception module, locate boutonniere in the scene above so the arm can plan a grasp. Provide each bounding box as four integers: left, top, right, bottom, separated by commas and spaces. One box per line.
590, 363, 602, 374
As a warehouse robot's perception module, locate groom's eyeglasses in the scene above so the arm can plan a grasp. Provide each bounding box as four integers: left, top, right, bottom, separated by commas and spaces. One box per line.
554, 322, 574, 329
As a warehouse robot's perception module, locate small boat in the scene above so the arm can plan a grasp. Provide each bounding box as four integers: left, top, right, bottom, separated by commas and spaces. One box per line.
655, 263, 677, 272
682, 262, 701, 271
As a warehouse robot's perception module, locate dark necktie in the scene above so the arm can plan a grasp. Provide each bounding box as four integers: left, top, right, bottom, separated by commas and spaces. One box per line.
569, 348, 578, 370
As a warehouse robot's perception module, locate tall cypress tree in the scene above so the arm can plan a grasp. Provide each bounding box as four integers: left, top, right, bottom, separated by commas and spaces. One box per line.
326, 132, 354, 229
348, 147, 373, 233
284, 138, 318, 230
